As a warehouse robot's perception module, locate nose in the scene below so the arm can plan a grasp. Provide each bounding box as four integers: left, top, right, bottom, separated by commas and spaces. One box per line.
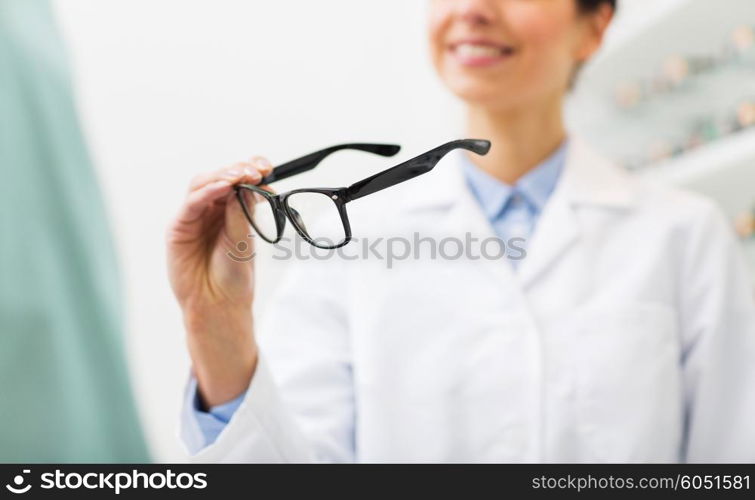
454, 0, 497, 27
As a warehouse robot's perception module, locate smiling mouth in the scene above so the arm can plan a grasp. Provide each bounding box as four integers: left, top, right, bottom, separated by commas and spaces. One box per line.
449, 42, 517, 67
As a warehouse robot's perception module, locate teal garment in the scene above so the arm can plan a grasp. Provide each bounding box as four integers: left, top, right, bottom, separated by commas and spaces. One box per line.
0, 0, 149, 462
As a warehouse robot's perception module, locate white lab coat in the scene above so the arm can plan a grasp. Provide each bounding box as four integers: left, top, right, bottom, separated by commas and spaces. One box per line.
179, 137, 755, 463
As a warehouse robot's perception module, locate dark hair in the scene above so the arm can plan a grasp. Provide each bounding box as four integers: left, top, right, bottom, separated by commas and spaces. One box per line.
577, 0, 616, 12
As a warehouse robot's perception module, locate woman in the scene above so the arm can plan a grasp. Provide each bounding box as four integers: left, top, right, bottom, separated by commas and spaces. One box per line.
167, 0, 755, 462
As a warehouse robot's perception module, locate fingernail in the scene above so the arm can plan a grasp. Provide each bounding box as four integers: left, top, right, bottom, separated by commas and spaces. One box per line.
244, 167, 261, 179
257, 158, 272, 169
225, 169, 241, 178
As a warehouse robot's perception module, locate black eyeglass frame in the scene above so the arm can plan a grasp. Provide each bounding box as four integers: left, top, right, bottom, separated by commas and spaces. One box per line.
237, 185, 353, 249
235, 139, 491, 249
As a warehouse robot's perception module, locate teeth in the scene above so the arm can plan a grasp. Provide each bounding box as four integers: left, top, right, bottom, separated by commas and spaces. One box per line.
455, 43, 505, 58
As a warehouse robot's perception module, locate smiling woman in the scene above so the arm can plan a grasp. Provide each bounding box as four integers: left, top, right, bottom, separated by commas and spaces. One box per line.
428, 0, 614, 116
166, 0, 755, 463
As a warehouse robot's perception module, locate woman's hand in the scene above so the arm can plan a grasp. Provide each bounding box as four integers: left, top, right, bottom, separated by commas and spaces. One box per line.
166, 157, 273, 408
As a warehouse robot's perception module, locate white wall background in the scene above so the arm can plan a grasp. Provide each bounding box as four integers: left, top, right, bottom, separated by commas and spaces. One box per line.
53, 0, 464, 462
52, 0, 662, 461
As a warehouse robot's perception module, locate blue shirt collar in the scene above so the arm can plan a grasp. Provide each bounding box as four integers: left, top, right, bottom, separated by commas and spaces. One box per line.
463, 139, 568, 219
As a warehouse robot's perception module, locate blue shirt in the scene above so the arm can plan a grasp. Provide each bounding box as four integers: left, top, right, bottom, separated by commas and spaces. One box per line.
185, 140, 569, 452
463, 140, 567, 266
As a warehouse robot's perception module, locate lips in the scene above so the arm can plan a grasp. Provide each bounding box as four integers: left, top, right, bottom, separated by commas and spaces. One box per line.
449, 40, 516, 67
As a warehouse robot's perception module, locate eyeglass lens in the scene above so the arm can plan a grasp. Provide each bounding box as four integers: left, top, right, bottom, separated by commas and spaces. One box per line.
285, 192, 347, 248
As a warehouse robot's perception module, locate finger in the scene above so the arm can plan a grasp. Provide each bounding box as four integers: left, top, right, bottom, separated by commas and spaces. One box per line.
222, 186, 257, 258
188, 163, 260, 193
176, 179, 234, 225
188, 161, 267, 193
249, 156, 273, 176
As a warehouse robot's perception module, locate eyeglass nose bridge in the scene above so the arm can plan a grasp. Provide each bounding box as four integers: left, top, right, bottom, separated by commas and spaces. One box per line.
287, 206, 308, 234
269, 197, 289, 243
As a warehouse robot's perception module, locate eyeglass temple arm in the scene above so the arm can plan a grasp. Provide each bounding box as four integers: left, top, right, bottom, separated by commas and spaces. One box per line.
258, 143, 401, 185
344, 139, 491, 202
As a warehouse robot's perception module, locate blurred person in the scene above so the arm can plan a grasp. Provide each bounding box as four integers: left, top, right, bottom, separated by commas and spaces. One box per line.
0, 0, 148, 461
168, 0, 755, 462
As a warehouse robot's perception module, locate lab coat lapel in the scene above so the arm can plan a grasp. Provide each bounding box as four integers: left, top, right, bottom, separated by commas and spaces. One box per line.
416, 150, 517, 286
516, 182, 579, 290
449, 173, 518, 286
516, 137, 637, 290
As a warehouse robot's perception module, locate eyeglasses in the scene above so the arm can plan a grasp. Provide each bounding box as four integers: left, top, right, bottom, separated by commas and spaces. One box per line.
235, 139, 491, 249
